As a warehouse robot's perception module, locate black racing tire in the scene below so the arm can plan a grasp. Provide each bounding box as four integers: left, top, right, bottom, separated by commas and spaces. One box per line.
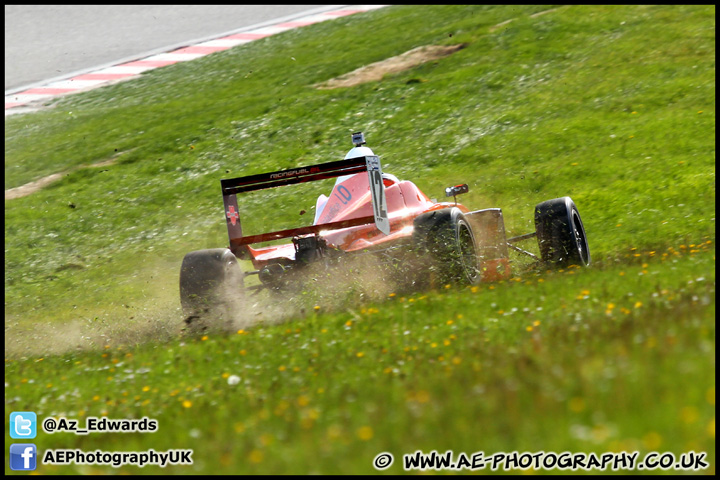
179, 248, 244, 332
534, 197, 590, 267
412, 207, 480, 285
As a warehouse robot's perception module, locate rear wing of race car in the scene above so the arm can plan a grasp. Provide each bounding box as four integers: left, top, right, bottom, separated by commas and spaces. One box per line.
220, 156, 390, 259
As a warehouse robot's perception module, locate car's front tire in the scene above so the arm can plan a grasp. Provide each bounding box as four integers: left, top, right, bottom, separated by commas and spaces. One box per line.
534, 197, 590, 267
412, 207, 480, 285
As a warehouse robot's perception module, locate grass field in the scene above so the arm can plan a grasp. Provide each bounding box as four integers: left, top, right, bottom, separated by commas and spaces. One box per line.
4, 4, 715, 475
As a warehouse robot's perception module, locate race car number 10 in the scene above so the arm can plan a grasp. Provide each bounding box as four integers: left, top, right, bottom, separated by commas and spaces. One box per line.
366, 156, 390, 235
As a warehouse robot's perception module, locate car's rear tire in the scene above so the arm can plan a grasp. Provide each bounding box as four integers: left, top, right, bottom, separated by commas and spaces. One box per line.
534, 197, 590, 267
412, 207, 480, 285
179, 248, 244, 333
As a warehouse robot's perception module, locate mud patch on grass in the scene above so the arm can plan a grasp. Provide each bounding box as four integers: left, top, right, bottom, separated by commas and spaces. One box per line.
4, 172, 67, 200
5, 153, 126, 200
315, 44, 467, 89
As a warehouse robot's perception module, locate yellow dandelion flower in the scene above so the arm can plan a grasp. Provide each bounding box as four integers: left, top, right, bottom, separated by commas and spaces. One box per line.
357, 426, 374, 441
260, 433, 274, 446
569, 397, 585, 413
592, 424, 611, 443
248, 449, 264, 464
182, 400, 192, 408
634, 301, 643, 308
201, 335, 208, 341
642, 431, 662, 450
326, 424, 343, 440
356, 352, 365, 358
313, 305, 320, 311
680, 406, 699, 424
533, 320, 541, 327
278, 365, 286, 372
526, 326, 533, 332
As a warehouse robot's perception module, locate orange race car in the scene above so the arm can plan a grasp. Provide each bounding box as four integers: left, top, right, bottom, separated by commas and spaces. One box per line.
180, 132, 590, 325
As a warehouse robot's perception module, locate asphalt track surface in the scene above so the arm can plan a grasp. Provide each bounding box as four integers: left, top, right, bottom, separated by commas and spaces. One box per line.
4, 5, 330, 92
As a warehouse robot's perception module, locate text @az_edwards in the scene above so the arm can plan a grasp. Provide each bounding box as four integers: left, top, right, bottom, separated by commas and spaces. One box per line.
42, 416, 157, 435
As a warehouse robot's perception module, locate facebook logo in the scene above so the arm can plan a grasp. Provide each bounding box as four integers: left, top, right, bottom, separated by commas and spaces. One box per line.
10, 411, 37, 439
10, 444, 37, 471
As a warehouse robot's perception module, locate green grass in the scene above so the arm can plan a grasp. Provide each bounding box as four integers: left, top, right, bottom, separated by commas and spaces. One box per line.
4, 4, 715, 475
5, 248, 716, 474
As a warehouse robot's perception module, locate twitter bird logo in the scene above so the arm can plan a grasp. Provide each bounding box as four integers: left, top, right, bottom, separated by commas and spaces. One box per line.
10, 412, 37, 439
